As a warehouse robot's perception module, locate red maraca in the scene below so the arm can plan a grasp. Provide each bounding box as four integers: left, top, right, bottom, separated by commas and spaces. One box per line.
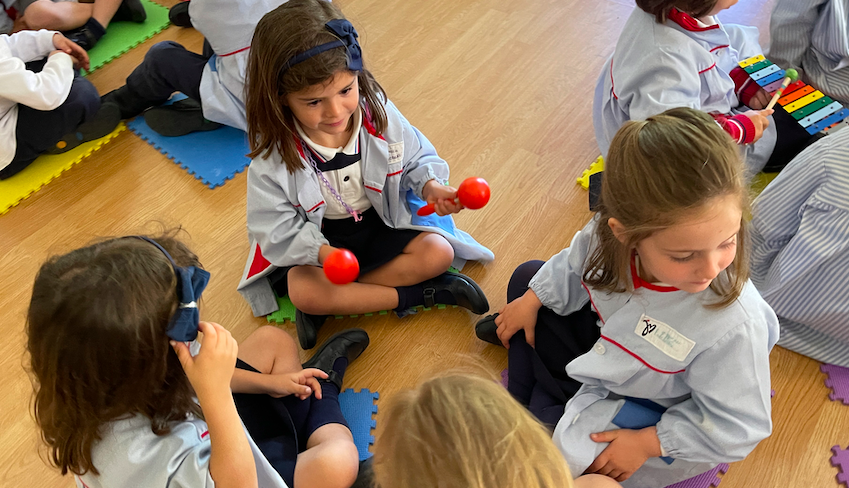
323, 248, 360, 285
417, 177, 491, 216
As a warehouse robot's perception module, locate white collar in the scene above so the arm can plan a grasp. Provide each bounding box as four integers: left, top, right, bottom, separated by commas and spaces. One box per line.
295, 108, 362, 161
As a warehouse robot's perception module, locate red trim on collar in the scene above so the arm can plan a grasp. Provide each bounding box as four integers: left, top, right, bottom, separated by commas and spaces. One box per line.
668, 8, 719, 32
709, 44, 729, 52
601, 335, 686, 374
582, 282, 605, 324
609, 58, 618, 100
219, 46, 250, 57
630, 256, 679, 292
698, 62, 717, 74
306, 201, 325, 212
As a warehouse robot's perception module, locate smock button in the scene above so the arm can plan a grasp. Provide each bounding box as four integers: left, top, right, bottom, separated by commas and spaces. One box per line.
594, 342, 606, 355
344, 175, 350, 181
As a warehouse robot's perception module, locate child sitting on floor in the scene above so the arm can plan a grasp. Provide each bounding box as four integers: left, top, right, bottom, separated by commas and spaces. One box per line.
26, 232, 369, 488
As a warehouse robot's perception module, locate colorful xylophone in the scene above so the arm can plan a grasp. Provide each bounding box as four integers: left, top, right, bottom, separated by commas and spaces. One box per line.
739, 55, 849, 135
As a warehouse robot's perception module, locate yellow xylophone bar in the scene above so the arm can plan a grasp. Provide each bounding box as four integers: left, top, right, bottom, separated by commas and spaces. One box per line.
783, 91, 825, 113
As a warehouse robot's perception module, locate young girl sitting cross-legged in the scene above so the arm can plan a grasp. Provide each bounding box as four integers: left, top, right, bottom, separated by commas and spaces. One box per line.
237, 0, 493, 349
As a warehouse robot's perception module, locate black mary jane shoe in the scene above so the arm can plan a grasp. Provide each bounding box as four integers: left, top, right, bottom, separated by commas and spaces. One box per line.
295, 309, 329, 350
475, 313, 503, 346
422, 272, 490, 315
301, 329, 370, 390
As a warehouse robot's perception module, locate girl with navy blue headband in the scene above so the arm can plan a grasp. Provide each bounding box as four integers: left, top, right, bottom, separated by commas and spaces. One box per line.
25, 232, 370, 488
238, 0, 494, 350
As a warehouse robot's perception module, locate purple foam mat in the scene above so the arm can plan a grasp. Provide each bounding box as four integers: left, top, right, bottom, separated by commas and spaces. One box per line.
832, 445, 849, 486
822, 364, 849, 405
665, 464, 729, 488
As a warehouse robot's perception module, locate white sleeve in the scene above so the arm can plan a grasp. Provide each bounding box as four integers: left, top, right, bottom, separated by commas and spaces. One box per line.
656, 319, 774, 463
0, 31, 73, 110
528, 221, 594, 316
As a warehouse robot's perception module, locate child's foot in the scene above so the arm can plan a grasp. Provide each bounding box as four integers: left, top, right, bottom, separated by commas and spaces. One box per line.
45, 103, 121, 155
397, 272, 490, 315
295, 310, 329, 350
65, 18, 106, 51
301, 328, 369, 390
113, 0, 147, 23
168, 1, 192, 28
143, 98, 222, 137
475, 313, 502, 346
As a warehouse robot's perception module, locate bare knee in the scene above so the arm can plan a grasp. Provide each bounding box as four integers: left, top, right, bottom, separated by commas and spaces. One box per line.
287, 266, 331, 314
251, 326, 297, 352
312, 440, 359, 488
24, 2, 65, 29
420, 233, 454, 275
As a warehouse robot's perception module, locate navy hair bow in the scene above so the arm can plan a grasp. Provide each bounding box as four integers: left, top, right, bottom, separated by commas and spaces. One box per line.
280, 19, 363, 74
134, 237, 210, 342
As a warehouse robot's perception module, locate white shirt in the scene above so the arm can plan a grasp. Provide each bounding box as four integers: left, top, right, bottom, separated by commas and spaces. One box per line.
0, 29, 73, 169
295, 108, 372, 220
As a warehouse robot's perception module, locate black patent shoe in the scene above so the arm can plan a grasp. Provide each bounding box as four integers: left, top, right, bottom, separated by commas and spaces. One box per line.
295, 309, 329, 350
350, 457, 375, 488
475, 313, 503, 346
168, 1, 192, 27
302, 328, 370, 390
422, 272, 489, 315
66, 26, 98, 51
143, 98, 222, 137
114, 0, 147, 23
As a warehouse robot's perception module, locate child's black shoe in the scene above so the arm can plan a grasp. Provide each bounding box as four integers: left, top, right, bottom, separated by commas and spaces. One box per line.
113, 0, 147, 23
143, 98, 222, 137
295, 310, 329, 350
168, 1, 192, 27
46, 103, 121, 154
475, 313, 503, 346
422, 272, 489, 315
301, 328, 369, 390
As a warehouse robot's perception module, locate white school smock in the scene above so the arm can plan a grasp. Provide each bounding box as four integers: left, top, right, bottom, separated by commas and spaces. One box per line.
189, 0, 291, 130
0, 29, 72, 170
769, 0, 849, 105
74, 413, 288, 488
751, 128, 849, 366
237, 98, 495, 316
529, 217, 778, 488
593, 7, 777, 173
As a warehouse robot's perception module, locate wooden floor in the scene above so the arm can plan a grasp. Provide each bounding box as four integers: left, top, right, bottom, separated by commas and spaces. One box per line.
1, 0, 846, 486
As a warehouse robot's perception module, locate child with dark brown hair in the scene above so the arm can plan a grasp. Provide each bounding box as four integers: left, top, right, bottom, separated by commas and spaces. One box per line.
237, 0, 493, 350
26, 233, 369, 488
477, 108, 779, 487
593, 0, 819, 173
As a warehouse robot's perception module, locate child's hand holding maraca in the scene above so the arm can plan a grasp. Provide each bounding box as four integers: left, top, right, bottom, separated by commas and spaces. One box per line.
422, 180, 463, 216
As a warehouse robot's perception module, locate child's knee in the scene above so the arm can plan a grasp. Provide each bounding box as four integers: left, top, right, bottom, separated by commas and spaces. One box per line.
320, 440, 360, 487
65, 78, 100, 119
23, 2, 62, 29
287, 267, 326, 313
144, 41, 185, 68
421, 233, 454, 271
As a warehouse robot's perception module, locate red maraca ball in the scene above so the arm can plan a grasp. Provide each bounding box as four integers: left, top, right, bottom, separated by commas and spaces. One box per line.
457, 177, 491, 210
324, 249, 359, 285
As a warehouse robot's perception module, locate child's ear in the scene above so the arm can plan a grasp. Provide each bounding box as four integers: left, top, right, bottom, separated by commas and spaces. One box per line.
607, 218, 628, 244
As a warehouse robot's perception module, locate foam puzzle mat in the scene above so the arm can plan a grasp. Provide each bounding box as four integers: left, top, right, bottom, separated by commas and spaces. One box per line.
86, 0, 171, 73
338, 388, 379, 461
0, 123, 126, 216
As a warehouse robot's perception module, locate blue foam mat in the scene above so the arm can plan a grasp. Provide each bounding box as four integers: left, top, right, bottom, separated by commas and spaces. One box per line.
338, 388, 379, 461
126, 96, 250, 188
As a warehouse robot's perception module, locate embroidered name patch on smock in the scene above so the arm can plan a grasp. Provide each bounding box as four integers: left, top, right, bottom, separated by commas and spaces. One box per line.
635, 314, 695, 362
388, 142, 403, 164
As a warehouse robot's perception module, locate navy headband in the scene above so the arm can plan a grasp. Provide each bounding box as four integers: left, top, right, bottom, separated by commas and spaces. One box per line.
134, 237, 210, 342
280, 19, 362, 75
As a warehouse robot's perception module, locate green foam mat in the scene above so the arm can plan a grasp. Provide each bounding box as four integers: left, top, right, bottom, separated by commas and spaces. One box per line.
266, 294, 457, 324
85, 0, 170, 73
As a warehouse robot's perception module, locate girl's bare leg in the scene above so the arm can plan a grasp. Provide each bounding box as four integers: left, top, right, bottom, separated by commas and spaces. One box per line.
358, 232, 454, 287
288, 266, 401, 315
295, 424, 359, 488
23, 0, 93, 30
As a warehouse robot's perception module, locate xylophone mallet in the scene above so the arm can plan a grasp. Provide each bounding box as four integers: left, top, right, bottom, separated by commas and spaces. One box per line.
765, 68, 799, 110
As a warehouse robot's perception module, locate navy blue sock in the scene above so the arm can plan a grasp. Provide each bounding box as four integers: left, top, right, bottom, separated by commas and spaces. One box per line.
85, 17, 106, 40
303, 358, 350, 438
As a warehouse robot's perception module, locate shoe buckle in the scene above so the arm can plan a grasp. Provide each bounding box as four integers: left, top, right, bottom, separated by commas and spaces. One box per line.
423, 287, 436, 308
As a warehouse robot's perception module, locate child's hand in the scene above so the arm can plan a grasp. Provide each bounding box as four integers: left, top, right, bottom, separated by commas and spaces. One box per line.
171, 321, 239, 400
495, 291, 543, 348
422, 180, 463, 216
743, 109, 773, 143
746, 88, 771, 110
51, 33, 90, 71
585, 427, 662, 482
265, 369, 329, 400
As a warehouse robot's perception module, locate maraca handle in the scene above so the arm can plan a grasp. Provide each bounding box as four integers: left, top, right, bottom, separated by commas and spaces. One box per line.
417, 204, 437, 216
